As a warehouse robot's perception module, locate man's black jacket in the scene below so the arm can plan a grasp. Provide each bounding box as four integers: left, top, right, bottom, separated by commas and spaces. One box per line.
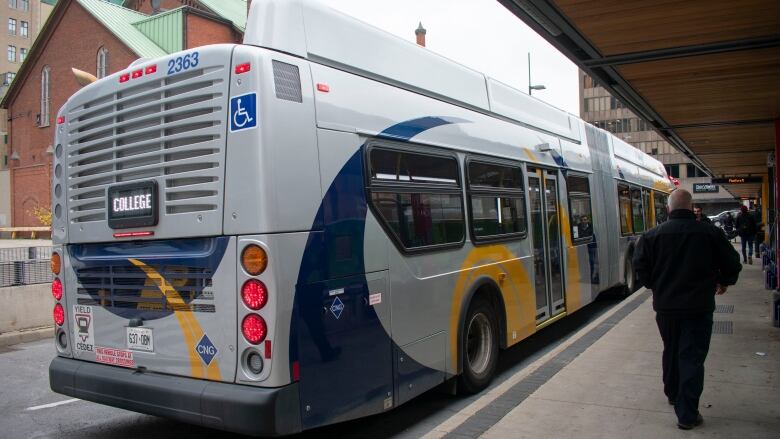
633, 209, 741, 316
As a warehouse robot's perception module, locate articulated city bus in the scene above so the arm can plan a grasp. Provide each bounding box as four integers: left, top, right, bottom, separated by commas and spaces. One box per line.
48, 0, 674, 436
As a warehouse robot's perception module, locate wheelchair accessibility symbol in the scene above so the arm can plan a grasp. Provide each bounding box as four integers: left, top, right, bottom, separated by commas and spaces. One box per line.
230, 93, 257, 132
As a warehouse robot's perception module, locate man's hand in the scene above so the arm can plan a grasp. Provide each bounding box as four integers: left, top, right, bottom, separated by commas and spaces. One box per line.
716, 284, 728, 295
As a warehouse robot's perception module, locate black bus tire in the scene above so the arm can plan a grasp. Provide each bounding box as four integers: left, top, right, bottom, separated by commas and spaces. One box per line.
458, 297, 499, 394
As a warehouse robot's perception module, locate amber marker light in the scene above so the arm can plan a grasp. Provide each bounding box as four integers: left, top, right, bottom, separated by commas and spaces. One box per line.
241, 245, 268, 275
51, 252, 61, 275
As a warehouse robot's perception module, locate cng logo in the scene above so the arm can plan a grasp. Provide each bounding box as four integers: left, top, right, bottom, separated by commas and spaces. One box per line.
195, 334, 218, 366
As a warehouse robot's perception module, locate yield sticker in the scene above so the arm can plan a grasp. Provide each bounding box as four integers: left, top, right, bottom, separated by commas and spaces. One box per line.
73, 305, 94, 353
95, 347, 135, 368
230, 93, 257, 132
330, 296, 345, 319
195, 334, 218, 365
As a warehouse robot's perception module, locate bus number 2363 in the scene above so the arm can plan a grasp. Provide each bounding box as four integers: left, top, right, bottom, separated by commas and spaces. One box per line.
167, 52, 199, 75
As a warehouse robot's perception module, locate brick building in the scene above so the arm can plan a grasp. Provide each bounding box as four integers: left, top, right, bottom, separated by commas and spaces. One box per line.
0, 0, 55, 226
0, 0, 246, 227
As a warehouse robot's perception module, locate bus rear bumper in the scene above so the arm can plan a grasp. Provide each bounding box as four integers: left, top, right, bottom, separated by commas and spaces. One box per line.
49, 356, 301, 437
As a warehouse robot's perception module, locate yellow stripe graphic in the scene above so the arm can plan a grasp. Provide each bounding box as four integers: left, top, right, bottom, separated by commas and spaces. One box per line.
129, 258, 221, 380
449, 245, 533, 372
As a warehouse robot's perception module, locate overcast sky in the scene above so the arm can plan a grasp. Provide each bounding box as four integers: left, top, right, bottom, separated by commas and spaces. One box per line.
323, 0, 579, 115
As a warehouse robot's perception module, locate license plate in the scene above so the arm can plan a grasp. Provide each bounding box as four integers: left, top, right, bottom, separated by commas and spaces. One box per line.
107, 181, 158, 229
127, 327, 154, 352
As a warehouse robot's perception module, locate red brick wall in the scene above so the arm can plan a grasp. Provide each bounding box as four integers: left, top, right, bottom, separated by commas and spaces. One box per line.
185, 13, 241, 48
130, 0, 187, 15
8, 1, 138, 226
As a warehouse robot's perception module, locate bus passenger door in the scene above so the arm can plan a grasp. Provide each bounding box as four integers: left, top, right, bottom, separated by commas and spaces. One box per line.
528, 168, 565, 323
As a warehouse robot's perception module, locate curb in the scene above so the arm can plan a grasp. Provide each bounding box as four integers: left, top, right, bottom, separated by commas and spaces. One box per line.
0, 326, 53, 347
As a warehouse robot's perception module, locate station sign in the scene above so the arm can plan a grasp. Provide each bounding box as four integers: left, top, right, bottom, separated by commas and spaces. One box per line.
711, 176, 762, 184
693, 183, 719, 193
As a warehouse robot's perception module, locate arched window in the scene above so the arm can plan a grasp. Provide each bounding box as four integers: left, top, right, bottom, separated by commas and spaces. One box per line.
40, 66, 50, 127
96, 46, 108, 79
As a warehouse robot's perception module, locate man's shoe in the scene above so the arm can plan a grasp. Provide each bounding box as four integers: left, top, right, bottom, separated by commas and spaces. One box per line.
749, 256, 753, 264
677, 414, 703, 430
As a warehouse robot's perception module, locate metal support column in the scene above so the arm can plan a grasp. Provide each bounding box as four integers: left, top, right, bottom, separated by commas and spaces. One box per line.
775, 119, 780, 289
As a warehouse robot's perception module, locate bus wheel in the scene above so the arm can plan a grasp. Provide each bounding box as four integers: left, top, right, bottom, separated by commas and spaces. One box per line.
624, 257, 637, 296
459, 298, 499, 394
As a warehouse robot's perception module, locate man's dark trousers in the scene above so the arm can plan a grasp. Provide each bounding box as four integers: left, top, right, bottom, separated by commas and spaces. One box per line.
655, 312, 713, 425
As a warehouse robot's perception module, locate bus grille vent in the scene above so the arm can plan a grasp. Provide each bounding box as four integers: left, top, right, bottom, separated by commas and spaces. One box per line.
74, 264, 215, 313
65, 66, 226, 224
272, 60, 302, 103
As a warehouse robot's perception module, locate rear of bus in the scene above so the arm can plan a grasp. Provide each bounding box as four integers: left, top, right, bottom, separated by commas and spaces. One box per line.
48, 43, 322, 436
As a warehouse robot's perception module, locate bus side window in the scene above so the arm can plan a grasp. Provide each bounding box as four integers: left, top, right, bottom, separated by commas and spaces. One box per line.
566, 175, 593, 243
654, 191, 669, 224
630, 187, 645, 233
467, 160, 526, 241
618, 183, 632, 235
643, 189, 653, 228
368, 146, 465, 251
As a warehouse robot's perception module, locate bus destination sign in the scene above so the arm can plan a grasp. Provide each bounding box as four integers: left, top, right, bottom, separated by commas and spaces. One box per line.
693, 183, 719, 193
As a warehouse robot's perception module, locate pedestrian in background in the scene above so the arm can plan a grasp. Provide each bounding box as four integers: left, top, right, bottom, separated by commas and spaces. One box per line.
735, 205, 757, 264
693, 206, 711, 224
723, 212, 735, 242
633, 189, 741, 430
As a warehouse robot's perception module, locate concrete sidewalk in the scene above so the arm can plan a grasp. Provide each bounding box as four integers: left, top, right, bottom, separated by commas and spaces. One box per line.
479, 259, 780, 437
424, 255, 779, 438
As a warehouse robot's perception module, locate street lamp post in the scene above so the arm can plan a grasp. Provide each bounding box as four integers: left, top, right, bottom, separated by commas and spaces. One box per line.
528, 52, 546, 95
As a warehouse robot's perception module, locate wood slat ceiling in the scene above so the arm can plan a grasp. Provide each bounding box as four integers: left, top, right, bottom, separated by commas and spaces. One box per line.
503, 0, 780, 198
554, 0, 780, 56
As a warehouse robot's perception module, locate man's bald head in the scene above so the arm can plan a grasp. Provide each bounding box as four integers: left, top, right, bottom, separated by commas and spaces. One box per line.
668, 189, 693, 211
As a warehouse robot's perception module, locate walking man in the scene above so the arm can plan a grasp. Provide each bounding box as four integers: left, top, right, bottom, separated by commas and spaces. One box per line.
633, 189, 741, 430
735, 205, 757, 264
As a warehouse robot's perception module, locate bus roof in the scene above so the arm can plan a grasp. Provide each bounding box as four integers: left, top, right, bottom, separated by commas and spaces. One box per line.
244, 0, 581, 142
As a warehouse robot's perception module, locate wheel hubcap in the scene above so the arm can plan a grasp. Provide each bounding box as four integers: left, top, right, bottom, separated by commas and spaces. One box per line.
466, 312, 492, 376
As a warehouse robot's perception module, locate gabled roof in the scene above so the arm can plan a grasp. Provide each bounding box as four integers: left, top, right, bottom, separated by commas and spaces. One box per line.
198, 0, 246, 32
133, 7, 185, 54
77, 0, 166, 58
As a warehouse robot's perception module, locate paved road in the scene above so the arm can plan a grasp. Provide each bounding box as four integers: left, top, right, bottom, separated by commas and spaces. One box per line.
0, 292, 624, 439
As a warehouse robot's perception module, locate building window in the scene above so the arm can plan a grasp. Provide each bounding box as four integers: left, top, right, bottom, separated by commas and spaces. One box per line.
21, 0, 28, 11
8, 0, 16, 9
651, 147, 658, 155
3, 72, 14, 85
467, 160, 527, 241
369, 147, 464, 251
7, 45, 16, 62
40, 66, 50, 127
96, 46, 108, 78
686, 164, 707, 178
7, 18, 15, 35
19, 48, 26, 62
567, 174, 593, 242
20, 21, 27, 38
665, 164, 680, 178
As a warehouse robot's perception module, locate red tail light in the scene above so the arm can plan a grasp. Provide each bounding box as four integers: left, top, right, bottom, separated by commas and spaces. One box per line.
145, 65, 157, 75
241, 314, 267, 344
235, 63, 251, 74
53, 303, 65, 326
119, 73, 130, 83
131, 69, 143, 79
241, 279, 268, 310
52, 278, 63, 301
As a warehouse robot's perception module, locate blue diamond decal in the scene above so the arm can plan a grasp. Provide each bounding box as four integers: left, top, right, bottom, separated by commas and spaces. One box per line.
195, 334, 218, 366
330, 296, 345, 319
